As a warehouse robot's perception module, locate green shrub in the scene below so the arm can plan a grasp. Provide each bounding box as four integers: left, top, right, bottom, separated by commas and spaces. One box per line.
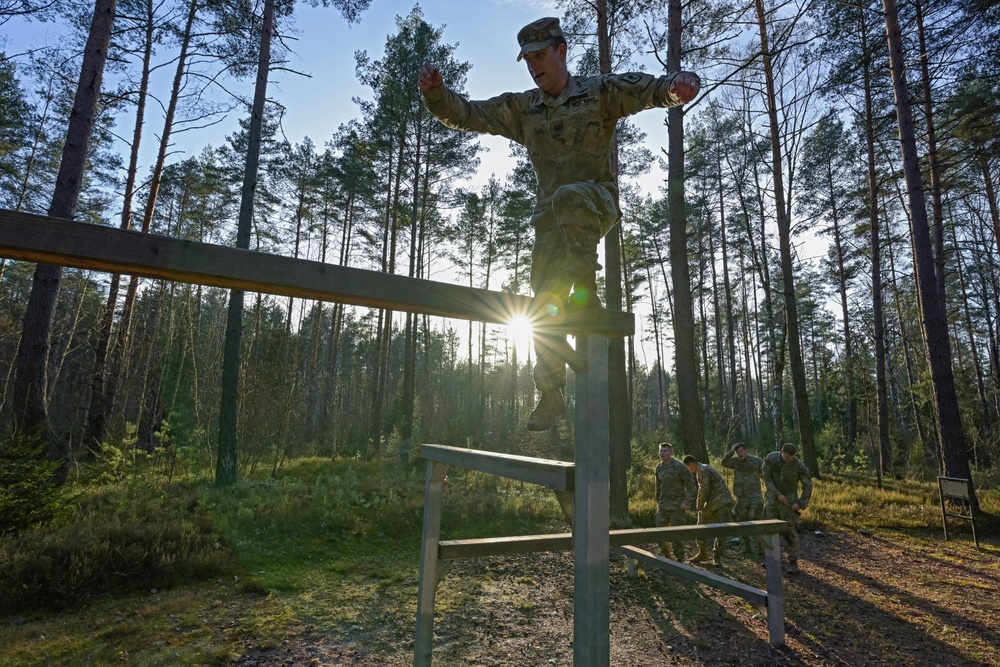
0, 489, 235, 614
0, 435, 70, 535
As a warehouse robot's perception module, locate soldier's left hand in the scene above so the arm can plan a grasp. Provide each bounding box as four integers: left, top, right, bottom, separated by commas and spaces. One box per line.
670, 72, 700, 103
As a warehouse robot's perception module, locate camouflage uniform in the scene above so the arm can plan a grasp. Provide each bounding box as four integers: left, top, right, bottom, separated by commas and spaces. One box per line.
422, 72, 686, 395
654, 457, 696, 559
721, 448, 764, 554
693, 463, 735, 561
762, 450, 813, 560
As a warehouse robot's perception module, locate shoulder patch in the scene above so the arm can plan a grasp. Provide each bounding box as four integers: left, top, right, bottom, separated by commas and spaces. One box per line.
621, 72, 643, 84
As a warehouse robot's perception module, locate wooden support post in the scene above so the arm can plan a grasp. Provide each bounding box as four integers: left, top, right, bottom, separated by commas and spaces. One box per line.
573, 334, 610, 667
763, 532, 785, 646
414, 460, 449, 667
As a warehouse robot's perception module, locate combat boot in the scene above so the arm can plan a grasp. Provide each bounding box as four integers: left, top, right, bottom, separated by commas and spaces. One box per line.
689, 546, 712, 564
526, 389, 566, 431
786, 559, 800, 575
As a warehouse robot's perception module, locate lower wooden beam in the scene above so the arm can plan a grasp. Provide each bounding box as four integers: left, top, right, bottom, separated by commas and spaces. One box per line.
437, 521, 787, 561
621, 546, 767, 608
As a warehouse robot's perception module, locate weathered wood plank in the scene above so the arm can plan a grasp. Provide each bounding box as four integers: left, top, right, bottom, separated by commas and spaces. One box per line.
608, 520, 787, 546
420, 444, 575, 492
763, 532, 785, 646
573, 334, 610, 666
414, 461, 450, 667
436, 521, 787, 561
0, 209, 634, 336
621, 546, 767, 608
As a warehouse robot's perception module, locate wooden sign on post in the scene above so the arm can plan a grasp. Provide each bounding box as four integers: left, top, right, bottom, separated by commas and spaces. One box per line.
938, 477, 979, 549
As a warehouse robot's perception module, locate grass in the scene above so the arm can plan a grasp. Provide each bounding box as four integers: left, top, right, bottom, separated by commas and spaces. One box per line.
1, 456, 996, 666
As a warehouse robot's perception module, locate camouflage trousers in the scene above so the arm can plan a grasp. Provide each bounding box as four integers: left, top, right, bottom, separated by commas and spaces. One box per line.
655, 508, 689, 560
733, 496, 764, 554
697, 504, 733, 560
765, 501, 801, 559
530, 181, 618, 393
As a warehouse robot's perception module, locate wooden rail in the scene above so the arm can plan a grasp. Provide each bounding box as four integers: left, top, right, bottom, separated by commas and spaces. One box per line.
621, 546, 767, 607
437, 520, 787, 560
420, 444, 574, 492
0, 209, 634, 336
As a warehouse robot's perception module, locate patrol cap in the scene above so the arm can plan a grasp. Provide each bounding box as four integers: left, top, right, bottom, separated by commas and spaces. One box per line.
516, 17, 564, 61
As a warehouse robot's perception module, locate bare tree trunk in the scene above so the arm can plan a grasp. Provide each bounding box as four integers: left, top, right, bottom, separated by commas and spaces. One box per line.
754, 0, 818, 475
860, 9, 892, 476
665, 0, 707, 461
883, 0, 975, 504
950, 222, 991, 434
12, 0, 117, 480
217, 0, 275, 486
914, 0, 947, 301
592, 0, 632, 528
84, 0, 156, 451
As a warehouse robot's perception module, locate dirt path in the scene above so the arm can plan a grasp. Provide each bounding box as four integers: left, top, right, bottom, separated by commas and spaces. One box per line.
232, 530, 999, 666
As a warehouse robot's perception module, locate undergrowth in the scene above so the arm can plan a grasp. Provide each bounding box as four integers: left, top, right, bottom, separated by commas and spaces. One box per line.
1, 452, 995, 666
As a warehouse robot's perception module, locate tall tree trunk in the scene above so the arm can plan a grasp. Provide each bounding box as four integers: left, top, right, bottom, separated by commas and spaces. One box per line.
666, 0, 707, 461
829, 179, 857, 450
84, 0, 156, 451
400, 114, 423, 463
718, 163, 740, 440
12, 0, 117, 480
914, 0, 947, 301
594, 0, 632, 528
754, 0, 818, 475
860, 9, 892, 476
883, 0, 975, 503
216, 0, 275, 486
950, 222, 990, 434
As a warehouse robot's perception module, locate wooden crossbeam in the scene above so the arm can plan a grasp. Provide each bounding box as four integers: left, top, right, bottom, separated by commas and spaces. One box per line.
437, 520, 787, 561
621, 546, 767, 608
420, 444, 575, 492
0, 209, 634, 336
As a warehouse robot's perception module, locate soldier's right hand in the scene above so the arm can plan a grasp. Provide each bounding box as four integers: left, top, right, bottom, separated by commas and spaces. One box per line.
419, 63, 443, 91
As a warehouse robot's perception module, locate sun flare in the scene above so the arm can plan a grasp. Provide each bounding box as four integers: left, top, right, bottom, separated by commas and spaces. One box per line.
506, 315, 533, 351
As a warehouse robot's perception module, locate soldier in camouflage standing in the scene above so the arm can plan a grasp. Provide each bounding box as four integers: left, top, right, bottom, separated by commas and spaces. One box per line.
683, 455, 734, 565
418, 17, 700, 430
762, 443, 813, 575
654, 443, 696, 560
721, 442, 764, 557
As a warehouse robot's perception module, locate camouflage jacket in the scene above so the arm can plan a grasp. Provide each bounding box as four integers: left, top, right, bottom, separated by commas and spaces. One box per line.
720, 449, 764, 501
655, 458, 696, 512
694, 464, 734, 514
761, 451, 813, 508
422, 72, 684, 212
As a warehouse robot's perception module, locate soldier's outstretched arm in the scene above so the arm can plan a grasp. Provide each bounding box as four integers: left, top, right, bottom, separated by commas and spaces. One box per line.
418, 63, 443, 92
669, 71, 700, 103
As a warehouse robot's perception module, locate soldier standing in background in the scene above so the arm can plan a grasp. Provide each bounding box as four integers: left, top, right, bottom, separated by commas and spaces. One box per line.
762, 443, 813, 575
721, 442, 764, 557
418, 17, 700, 431
654, 442, 696, 560
683, 455, 735, 565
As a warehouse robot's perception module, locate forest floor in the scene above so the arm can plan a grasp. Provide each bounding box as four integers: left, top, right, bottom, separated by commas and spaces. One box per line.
231, 527, 1000, 667
4, 463, 999, 666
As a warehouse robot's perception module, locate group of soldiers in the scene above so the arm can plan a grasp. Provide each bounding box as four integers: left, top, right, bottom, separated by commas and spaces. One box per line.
654, 442, 813, 575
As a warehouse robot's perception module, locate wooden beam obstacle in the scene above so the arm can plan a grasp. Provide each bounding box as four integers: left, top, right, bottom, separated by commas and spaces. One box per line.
0, 209, 626, 667
0, 209, 633, 336
414, 442, 788, 664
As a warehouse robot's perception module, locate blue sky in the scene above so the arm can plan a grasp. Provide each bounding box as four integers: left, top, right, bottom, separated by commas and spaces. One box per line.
269, 0, 629, 189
